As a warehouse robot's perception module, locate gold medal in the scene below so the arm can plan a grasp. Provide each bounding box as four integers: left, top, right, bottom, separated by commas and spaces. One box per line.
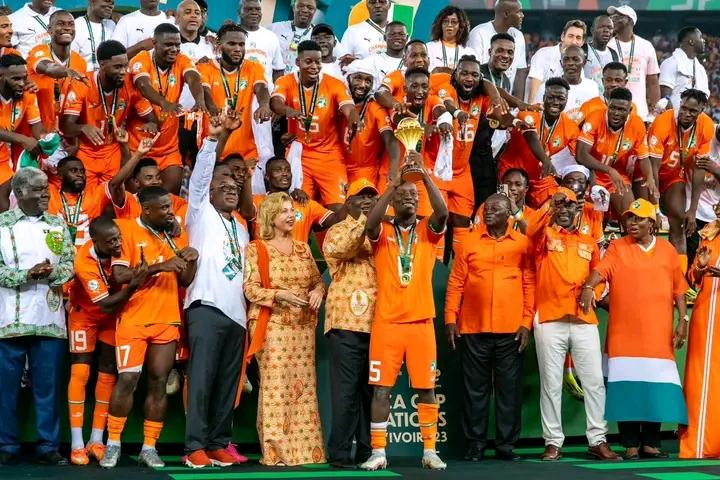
488, 118, 500, 129
400, 272, 412, 286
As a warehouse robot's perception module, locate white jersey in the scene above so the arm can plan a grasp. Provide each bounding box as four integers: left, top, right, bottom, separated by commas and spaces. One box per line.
528, 45, 563, 103
467, 21, 526, 88
659, 48, 710, 111
268, 20, 313, 74
178, 36, 214, 109
368, 52, 404, 89
338, 19, 386, 60
244, 26, 286, 85
72, 16, 116, 72
608, 34, 660, 121
565, 77, 600, 122
110, 10, 173, 50
689, 134, 720, 223
426, 40, 476, 72
9, 3, 58, 57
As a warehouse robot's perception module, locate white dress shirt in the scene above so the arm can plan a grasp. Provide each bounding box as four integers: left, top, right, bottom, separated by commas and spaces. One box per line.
110, 10, 172, 50
73, 16, 116, 72
467, 21, 526, 88
0, 209, 74, 338
9, 3, 58, 57
659, 48, 710, 110
185, 139, 250, 326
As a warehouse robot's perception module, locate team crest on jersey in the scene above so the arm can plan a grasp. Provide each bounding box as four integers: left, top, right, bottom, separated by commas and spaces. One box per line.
581, 224, 589, 234
12, 107, 20, 119
317, 96, 327, 108
583, 122, 592, 132
34, 50, 44, 58
168, 75, 177, 87
294, 209, 303, 221
552, 137, 561, 148
239, 79, 248, 90
471, 105, 480, 117
117, 100, 126, 110
650, 135, 658, 146
438, 88, 447, 98
622, 140, 631, 150
87, 280, 99, 292
132, 62, 143, 73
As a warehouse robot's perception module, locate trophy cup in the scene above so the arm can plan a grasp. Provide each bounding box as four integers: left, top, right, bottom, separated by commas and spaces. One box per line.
394, 117, 425, 182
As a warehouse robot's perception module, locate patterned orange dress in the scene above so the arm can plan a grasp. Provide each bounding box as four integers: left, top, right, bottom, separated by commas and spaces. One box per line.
244, 240, 326, 466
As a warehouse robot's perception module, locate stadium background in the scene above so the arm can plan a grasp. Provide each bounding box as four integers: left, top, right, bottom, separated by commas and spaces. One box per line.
0, 0, 710, 456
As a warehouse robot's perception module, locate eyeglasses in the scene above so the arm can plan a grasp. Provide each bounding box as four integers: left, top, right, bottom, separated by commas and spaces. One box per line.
212, 185, 238, 194
442, 19, 460, 26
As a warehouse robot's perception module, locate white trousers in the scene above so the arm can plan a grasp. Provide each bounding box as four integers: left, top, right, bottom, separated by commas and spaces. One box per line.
534, 321, 608, 448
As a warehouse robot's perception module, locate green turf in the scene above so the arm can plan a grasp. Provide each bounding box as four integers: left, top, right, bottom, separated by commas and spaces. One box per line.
578, 460, 720, 470
637, 473, 720, 480
169, 471, 402, 479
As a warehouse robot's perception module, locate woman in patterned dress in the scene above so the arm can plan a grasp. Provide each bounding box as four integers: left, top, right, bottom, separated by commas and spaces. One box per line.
244, 192, 326, 466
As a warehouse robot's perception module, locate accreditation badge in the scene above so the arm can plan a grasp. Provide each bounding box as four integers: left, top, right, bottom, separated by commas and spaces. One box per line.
222, 260, 242, 281
350, 289, 370, 316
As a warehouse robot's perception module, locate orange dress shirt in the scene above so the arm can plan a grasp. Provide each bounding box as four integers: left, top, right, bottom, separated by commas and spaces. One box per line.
445, 225, 535, 333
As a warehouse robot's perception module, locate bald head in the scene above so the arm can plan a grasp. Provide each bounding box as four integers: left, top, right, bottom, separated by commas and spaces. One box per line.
494, 0, 523, 30
176, 0, 202, 34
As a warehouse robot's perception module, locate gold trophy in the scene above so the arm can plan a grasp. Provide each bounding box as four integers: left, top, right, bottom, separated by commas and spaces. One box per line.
394, 117, 425, 182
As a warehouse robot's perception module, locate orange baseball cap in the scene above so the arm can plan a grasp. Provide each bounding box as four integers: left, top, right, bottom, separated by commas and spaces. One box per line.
553, 187, 578, 203
346, 178, 379, 197
623, 198, 657, 222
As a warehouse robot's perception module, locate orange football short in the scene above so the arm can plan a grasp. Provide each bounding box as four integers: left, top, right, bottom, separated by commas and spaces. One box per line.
114, 322, 179, 374
368, 319, 437, 390
68, 309, 116, 353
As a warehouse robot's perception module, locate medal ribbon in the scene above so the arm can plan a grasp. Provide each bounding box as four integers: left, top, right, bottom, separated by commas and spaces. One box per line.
394, 222, 416, 286
153, 55, 170, 97
677, 119, 697, 164
609, 124, 626, 165
220, 66, 241, 110
142, 220, 179, 255
34, 16, 48, 31
97, 73, 118, 132
615, 38, 635, 75
540, 114, 559, 151
290, 24, 312, 50
365, 19, 385, 35
85, 16, 105, 68
218, 212, 243, 265
298, 78, 319, 138
441, 42, 460, 68
96, 254, 110, 286
60, 191, 83, 226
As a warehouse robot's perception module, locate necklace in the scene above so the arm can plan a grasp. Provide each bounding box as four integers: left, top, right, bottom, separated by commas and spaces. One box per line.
60, 191, 83, 242
220, 64, 241, 109
615, 37, 635, 75
441, 41, 459, 68
85, 16, 106, 69
677, 118, 697, 164
141, 220, 179, 254
297, 78, 319, 142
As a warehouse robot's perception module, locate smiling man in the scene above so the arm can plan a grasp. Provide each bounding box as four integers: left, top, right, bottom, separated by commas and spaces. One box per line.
269, 0, 318, 74
561, 45, 599, 121
583, 15, 617, 90
110, 0, 173, 59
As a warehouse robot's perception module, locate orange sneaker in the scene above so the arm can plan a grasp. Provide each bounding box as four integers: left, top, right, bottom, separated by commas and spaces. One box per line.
207, 449, 236, 467
70, 448, 89, 466
86, 443, 106, 461
185, 449, 212, 469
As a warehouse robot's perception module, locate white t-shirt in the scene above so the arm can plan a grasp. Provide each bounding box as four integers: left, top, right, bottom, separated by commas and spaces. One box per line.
608, 35, 660, 121
659, 48, 710, 110
185, 139, 250, 326
72, 16, 117, 72
565, 77, 600, 122
584, 45, 615, 93
290, 60, 344, 81
110, 10, 172, 50
268, 20, 313, 74
9, 3, 58, 57
368, 52, 404, 89
467, 21, 526, 88
426, 40, 477, 72
528, 45, 563, 103
178, 36, 214, 109
688, 136, 720, 223
244, 26, 286, 85
338, 19, 386, 60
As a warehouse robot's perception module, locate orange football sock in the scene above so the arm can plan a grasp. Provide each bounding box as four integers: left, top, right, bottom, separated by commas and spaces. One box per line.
143, 420, 164, 448
68, 363, 90, 429
92, 372, 116, 431
107, 415, 127, 444
418, 402, 439, 451
370, 421, 388, 451
680, 254, 688, 274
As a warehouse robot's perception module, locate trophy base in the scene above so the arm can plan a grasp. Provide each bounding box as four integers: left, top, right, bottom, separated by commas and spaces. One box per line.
401, 167, 424, 183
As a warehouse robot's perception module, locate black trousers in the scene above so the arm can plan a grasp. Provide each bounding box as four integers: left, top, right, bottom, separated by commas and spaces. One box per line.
184, 303, 246, 452
687, 219, 709, 267
618, 421, 661, 448
461, 333, 523, 453
326, 329, 372, 463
